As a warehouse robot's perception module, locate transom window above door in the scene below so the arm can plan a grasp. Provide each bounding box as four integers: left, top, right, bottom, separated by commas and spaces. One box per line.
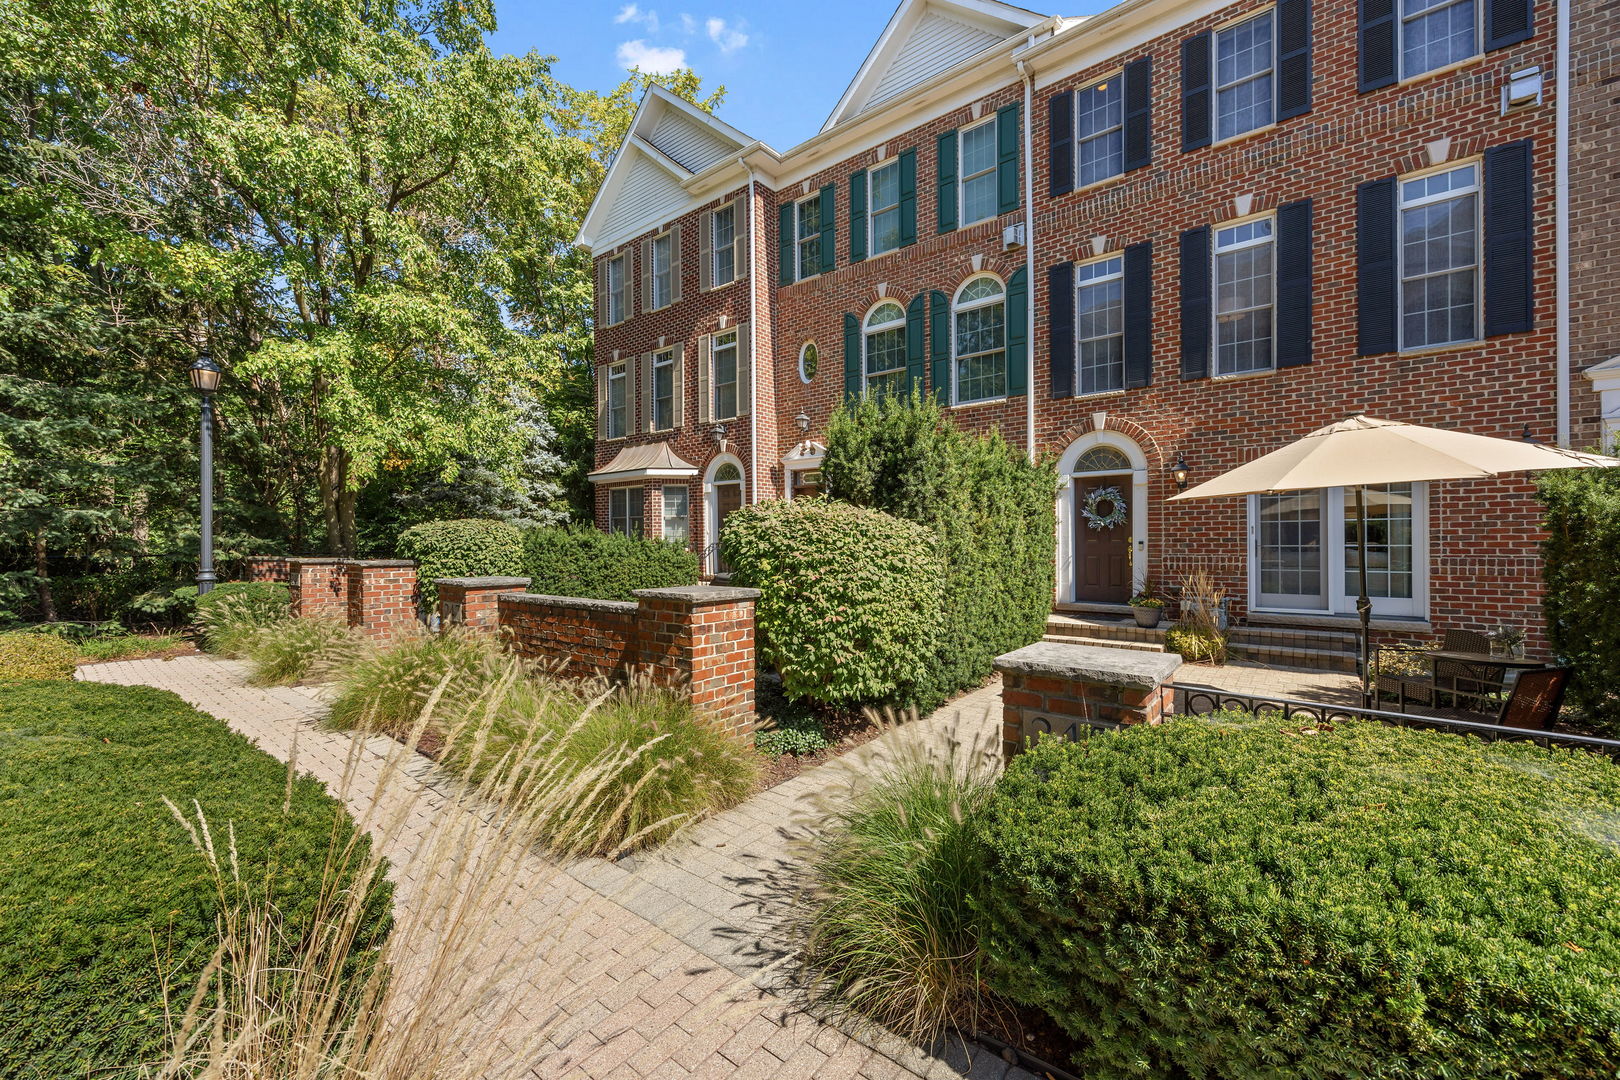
863, 301, 906, 396
1075, 445, 1132, 473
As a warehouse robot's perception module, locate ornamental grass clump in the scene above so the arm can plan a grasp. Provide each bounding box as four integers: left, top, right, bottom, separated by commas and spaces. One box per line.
976, 716, 1620, 1079
325, 625, 506, 738
242, 617, 370, 687
194, 582, 291, 656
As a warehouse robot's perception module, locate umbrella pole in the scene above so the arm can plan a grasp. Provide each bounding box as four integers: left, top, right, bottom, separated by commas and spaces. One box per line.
1356, 485, 1372, 706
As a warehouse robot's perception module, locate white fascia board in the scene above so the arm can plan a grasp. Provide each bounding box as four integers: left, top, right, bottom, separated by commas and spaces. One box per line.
587, 467, 701, 485
628, 133, 695, 181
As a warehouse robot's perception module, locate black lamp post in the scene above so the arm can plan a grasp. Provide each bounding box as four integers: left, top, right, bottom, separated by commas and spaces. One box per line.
188, 356, 222, 595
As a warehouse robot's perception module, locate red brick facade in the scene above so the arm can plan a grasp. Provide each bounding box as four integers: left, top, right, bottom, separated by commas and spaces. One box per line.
343, 560, 418, 640
288, 558, 346, 620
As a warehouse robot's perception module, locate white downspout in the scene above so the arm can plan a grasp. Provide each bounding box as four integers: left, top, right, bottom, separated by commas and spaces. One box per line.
1555, 0, 1572, 446
739, 159, 762, 499
1017, 58, 1037, 463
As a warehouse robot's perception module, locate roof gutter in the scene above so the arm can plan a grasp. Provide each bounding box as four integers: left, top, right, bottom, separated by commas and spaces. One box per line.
1017, 56, 1037, 463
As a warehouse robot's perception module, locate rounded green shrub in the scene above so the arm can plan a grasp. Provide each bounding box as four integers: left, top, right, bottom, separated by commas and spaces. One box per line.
397, 518, 526, 611
0, 631, 77, 680
976, 717, 1620, 1079
521, 524, 698, 601
755, 714, 832, 758
194, 582, 291, 656
720, 499, 943, 705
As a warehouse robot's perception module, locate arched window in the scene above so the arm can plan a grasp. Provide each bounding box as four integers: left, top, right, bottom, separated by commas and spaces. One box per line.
713, 462, 742, 483
863, 301, 906, 397
952, 276, 1006, 405
1075, 446, 1132, 473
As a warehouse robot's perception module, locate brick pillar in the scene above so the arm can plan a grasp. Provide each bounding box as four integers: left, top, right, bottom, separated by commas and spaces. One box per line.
994, 642, 1182, 762
633, 586, 761, 738
241, 556, 290, 583
288, 558, 346, 620
343, 559, 419, 639
437, 577, 530, 631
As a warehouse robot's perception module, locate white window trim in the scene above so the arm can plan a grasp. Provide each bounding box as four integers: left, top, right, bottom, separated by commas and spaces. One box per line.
958, 116, 999, 228
660, 483, 690, 545
798, 341, 819, 384
711, 328, 741, 421
1073, 253, 1126, 398
1398, 0, 1481, 82
1396, 159, 1483, 353
1211, 8, 1277, 145
651, 347, 676, 432
606, 253, 627, 325
1211, 213, 1277, 377
650, 231, 673, 311
951, 273, 1008, 406
863, 300, 907, 394
1074, 74, 1125, 189
795, 195, 822, 281
711, 204, 738, 288
781, 440, 828, 499
609, 487, 644, 537
868, 159, 902, 257
606, 360, 628, 440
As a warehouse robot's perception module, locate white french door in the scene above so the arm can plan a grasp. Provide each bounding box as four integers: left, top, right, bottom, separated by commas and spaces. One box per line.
1249, 484, 1427, 618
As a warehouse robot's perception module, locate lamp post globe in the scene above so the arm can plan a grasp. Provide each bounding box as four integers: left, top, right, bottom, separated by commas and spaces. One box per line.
190, 356, 222, 595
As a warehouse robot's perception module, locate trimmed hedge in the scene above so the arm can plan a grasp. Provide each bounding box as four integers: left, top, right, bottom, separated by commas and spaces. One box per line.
397, 518, 526, 611
721, 499, 942, 704
0, 680, 390, 1076
522, 524, 699, 602
822, 392, 1056, 709
0, 631, 77, 680
976, 717, 1620, 1079
1538, 466, 1620, 730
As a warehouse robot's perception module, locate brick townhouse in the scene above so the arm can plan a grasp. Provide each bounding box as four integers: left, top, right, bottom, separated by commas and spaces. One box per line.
577, 0, 1615, 662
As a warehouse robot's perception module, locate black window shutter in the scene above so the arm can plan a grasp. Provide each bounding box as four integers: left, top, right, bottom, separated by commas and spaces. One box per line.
937, 130, 958, 234
1123, 58, 1153, 171
1181, 33, 1212, 151
1124, 241, 1153, 388
899, 148, 918, 246
930, 291, 951, 403
997, 103, 1021, 216
906, 292, 927, 393
1006, 266, 1028, 396
1277, 0, 1313, 119
1486, 0, 1533, 50
777, 203, 795, 285
843, 313, 861, 401
1356, 177, 1398, 355
1179, 226, 1211, 379
1358, 0, 1398, 91
1484, 140, 1535, 336
818, 184, 837, 274
1275, 199, 1314, 367
1049, 92, 1075, 196
849, 170, 868, 264
1048, 262, 1075, 399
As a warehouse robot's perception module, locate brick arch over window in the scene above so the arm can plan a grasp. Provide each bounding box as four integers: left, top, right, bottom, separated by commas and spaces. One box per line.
1057, 415, 1167, 472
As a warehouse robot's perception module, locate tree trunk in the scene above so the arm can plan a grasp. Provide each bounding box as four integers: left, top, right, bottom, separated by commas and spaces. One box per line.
33, 531, 56, 623
319, 444, 345, 555
338, 485, 358, 557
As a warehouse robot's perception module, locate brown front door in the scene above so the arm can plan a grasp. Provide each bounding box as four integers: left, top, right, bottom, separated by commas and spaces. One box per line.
1075, 475, 1133, 603
714, 481, 743, 575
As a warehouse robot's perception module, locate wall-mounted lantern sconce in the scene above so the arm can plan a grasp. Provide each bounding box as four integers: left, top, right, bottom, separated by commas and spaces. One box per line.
794, 410, 810, 436
1170, 452, 1192, 492
712, 422, 729, 455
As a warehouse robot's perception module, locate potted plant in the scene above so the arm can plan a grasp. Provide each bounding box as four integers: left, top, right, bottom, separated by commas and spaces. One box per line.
1129, 584, 1166, 629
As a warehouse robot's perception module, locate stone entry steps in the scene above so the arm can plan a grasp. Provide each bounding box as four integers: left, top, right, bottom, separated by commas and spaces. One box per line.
1044, 614, 1359, 673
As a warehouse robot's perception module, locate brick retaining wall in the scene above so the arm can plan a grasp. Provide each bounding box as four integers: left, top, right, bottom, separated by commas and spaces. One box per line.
995, 642, 1182, 762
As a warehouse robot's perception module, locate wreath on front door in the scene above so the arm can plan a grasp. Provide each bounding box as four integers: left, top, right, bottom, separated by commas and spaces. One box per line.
1081, 486, 1129, 530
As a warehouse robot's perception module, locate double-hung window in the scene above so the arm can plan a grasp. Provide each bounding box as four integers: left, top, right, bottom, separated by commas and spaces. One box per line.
953, 276, 1007, 404
1075, 257, 1126, 395
868, 160, 902, 256
605, 254, 627, 324
1214, 218, 1276, 375
651, 232, 673, 310
661, 485, 689, 544
1400, 0, 1477, 79
712, 204, 737, 287
712, 329, 740, 420
959, 119, 999, 226
652, 348, 676, 431
1399, 163, 1479, 350
606, 360, 628, 439
863, 302, 906, 396
1215, 11, 1275, 141
1076, 79, 1124, 187
609, 487, 643, 537
795, 197, 822, 280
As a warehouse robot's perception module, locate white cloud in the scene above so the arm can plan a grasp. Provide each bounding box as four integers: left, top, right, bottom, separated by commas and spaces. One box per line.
679, 12, 697, 34
615, 4, 659, 32
705, 16, 748, 53
616, 39, 687, 74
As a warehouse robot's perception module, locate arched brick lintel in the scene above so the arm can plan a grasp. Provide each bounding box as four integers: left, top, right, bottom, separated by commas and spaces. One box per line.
1056, 415, 1166, 473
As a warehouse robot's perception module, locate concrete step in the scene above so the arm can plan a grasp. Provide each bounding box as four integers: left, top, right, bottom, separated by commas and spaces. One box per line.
1045, 614, 1359, 673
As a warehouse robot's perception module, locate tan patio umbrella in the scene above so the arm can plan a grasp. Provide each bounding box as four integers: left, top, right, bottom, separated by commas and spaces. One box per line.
1167, 415, 1620, 702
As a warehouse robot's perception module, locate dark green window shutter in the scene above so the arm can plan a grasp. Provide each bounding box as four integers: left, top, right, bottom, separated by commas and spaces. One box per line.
996, 103, 1020, 216
899, 148, 918, 247
1181, 33, 1212, 151
930, 290, 951, 403
778, 203, 795, 285
1484, 140, 1534, 336
1179, 226, 1211, 379
936, 130, 958, 234
1358, 0, 1397, 91
1486, 0, 1533, 49
1277, 0, 1313, 119
819, 184, 836, 275
843, 312, 861, 401
1356, 177, 1398, 355
905, 292, 927, 394
1123, 58, 1153, 171
1049, 92, 1074, 197
1276, 199, 1314, 367
1006, 266, 1028, 396
1048, 262, 1075, 398
1123, 241, 1154, 388
849, 170, 868, 264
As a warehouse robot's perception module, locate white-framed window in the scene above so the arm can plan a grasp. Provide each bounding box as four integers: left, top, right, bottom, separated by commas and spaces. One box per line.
1398, 162, 1480, 350
652, 348, 676, 431
1214, 11, 1275, 142
1076, 77, 1124, 188
863, 301, 907, 396
795, 196, 822, 280
1075, 256, 1125, 395
869, 160, 902, 256
605, 253, 627, 324
712, 328, 740, 420
798, 341, 818, 384
661, 484, 689, 544
1400, 0, 1477, 80
1251, 483, 1427, 617
959, 118, 999, 226
609, 487, 643, 537
606, 360, 628, 439
712, 204, 737, 287
952, 275, 1006, 404
651, 231, 673, 310
1213, 216, 1275, 376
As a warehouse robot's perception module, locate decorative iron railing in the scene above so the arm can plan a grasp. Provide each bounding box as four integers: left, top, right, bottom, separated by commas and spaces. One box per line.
1174, 684, 1620, 760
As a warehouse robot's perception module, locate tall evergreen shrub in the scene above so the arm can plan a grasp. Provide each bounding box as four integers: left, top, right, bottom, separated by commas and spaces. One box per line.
521, 525, 698, 602
1537, 465, 1620, 729
821, 392, 1056, 709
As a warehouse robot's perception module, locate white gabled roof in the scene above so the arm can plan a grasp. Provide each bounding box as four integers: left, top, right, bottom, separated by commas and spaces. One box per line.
823, 0, 1048, 132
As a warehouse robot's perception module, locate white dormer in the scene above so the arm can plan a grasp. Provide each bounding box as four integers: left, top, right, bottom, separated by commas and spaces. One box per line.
823, 0, 1048, 132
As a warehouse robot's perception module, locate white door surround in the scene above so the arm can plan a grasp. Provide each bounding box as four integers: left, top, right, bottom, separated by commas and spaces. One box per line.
1055, 431, 1149, 604
703, 454, 746, 576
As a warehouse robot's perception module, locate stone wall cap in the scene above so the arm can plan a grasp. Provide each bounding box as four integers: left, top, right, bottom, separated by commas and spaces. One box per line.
633, 585, 762, 603
435, 576, 531, 588
504, 592, 638, 615
993, 642, 1182, 688
345, 559, 416, 568
286, 556, 342, 564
